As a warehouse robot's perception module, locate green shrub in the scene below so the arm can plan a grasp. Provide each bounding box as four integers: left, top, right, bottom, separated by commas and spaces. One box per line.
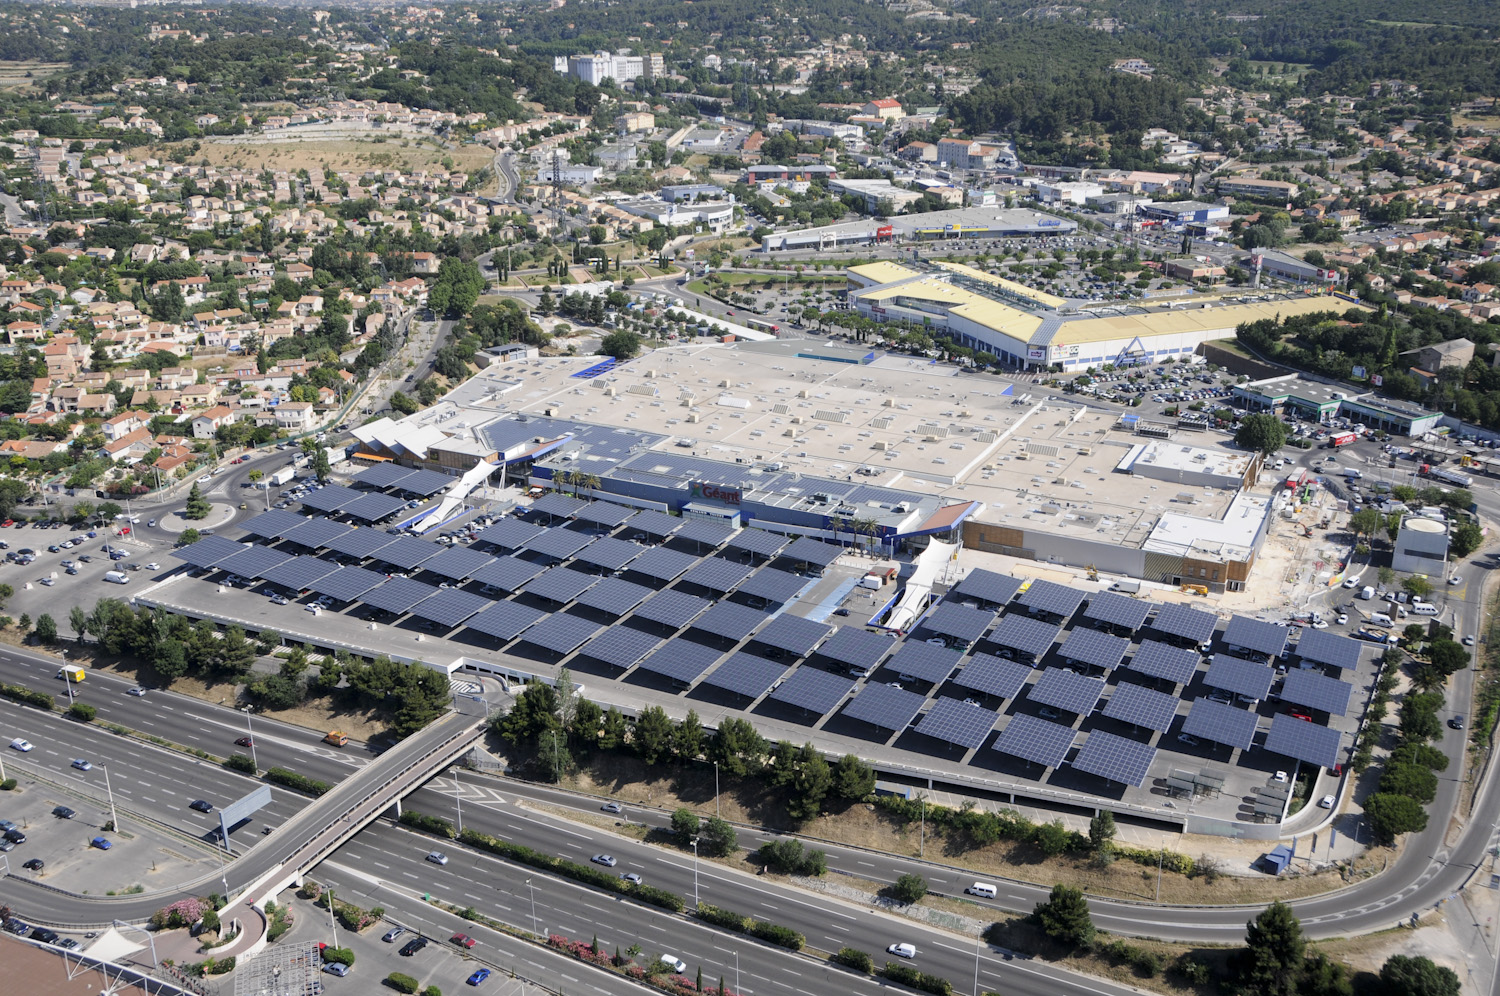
1170, 954, 1212, 985
748, 921, 803, 951
889, 873, 927, 905
0, 682, 52, 710
757, 838, 827, 876
833, 948, 874, 973
68, 702, 96, 722
265, 766, 330, 797
0, 778, 15, 791
421, 987, 442, 996
399, 809, 457, 839
879, 962, 952, 996
694, 905, 749, 932
222, 753, 256, 774
386, 972, 420, 994
321, 946, 354, 966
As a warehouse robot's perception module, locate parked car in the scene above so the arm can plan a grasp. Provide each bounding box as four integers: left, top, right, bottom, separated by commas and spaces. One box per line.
382, 927, 407, 943
451, 933, 476, 949
399, 937, 429, 957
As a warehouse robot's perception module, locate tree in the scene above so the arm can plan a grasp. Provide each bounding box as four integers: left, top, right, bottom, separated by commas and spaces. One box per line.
1403, 576, 1432, 599
34, 613, 57, 644
787, 743, 831, 824
1235, 413, 1287, 456
1300, 952, 1353, 996
492, 680, 560, 745
96, 501, 122, 523
1450, 520, 1482, 558
1348, 508, 1383, 541
671, 808, 700, 838
1379, 762, 1437, 804
831, 753, 876, 800
889, 873, 927, 905
599, 330, 642, 360
390, 391, 420, 416
1242, 901, 1304, 996
673, 709, 704, 762
698, 815, 738, 857
313, 448, 331, 484
183, 483, 211, 520
537, 728, 571, 782
1363, 792, 1429, 844
632, 705, 673, 763
1376, 955, 1460, 996
69, 605, 88, 642
1088, 811, 1117, 853
1033, 884, 1094, 947
178, 528, 201, 545
1428, 639, 1468, 677
710, 717, 765, 776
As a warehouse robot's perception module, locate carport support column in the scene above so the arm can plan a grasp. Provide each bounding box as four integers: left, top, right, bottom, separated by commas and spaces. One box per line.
390, 797, 402, 819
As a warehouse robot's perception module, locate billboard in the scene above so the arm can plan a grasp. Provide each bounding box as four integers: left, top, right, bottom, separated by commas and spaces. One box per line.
690, 481, 742, 506
1027, 346, 1047, 361
876, 225, 894, 240
217, 784, 273, 840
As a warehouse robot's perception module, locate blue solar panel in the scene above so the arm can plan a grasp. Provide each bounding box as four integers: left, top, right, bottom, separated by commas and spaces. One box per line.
372, 536, 443, 571
574, 577, 654, 616
1181, 699, 1259, 750
953, 569, 1023, 608
354, 464, 416, 489
1279, 671, 1354, 716
682, 557, 753, 593
531, 492, 588, 519
726, 529, 791, 558
701, 653, 789, 699
990, 614, 1061, 659
466, 600, 546, 641
923, 602, 995, 644
323, 528, 398, 561
572, 536, 643, 572
1072, 731, 1156, 786
524, 567, 597, 604
770, 667, 854, 714
1082, 592, 1152, 632
780, 536, 842, 568
521, 613, 602, 655
1102, 683, 1180, 732
691, 601, 767, 642
1223, 615, 1289, 658
992, 714, 1075, 768
627, 546, 700, 582
420, 546, 495, 581
634, 589, 711, 629
1028, 667, 1106, 715
1203, 656, 1274, 700
170, 534, 247, 568
281, 517, 354, 551
1017, 579, 1086, 620
301, 484, 361, 512
1057, 628, 1130, 671
752, 614, 831, 657
1263, 714, 1343, 769
471, 556, 547, 594
737, 569, 810, 605
217, 545, 292, 579
259, 555, 339, 591
361, 577, 437, 615
843, 683, 926, 731
914, 698, 998, 749
1294, 629, 1364, 670
885, 640, 962, 684
626, 510, 683, 538
580, 627, 661, 669
341, 492, 409, 523
239, 509, 310, 540
408, 589, 491, 628
523, 528, 595, 563
637, 640, 722, 684
675, 517, 737, 547
309, 566, 387, 603
1129, 640, 1201, 685
955, 654, 1032, 700
817, 627, 894, 669
474, 519, 545, 552
573, 502, 637, 529
1152, 603, 1217, 645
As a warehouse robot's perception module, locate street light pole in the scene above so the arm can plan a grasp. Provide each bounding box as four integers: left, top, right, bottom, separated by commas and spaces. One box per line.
973, 929, 982, 996
1155, 840, 1165, 902
713, 761, 720, 819
242, 707, 258, 772
102, 764, 119, 832
454, 765, 463, 835
527, 877, 538, 936
691, 837, 700, 909
327, 886, 339, 950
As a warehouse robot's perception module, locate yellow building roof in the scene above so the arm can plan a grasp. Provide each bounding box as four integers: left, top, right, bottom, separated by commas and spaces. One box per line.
1049, 295, 1367, 347
932, 261, 1068, 310
847, 261, 920, 285
860, 277, 973, 306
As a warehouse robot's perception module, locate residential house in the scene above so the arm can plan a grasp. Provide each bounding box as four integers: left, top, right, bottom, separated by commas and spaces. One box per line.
192, 404, 235, 438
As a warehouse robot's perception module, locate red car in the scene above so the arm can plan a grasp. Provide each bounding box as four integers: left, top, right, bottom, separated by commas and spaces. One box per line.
1289, 710, 1313, 722
451, 933, 475, 949
0, 520, 12, 528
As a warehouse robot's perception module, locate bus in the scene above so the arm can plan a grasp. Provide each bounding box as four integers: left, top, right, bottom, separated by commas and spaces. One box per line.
745, 318, 781, 335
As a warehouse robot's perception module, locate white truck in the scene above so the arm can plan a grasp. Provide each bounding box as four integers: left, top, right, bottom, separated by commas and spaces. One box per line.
268, 466, 296, 487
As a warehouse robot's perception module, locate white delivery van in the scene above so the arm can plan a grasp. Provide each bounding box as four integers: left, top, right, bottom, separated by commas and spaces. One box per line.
856, 576, 883, 590
103, 571, 129, 585
1358, 586, 1375, 600
1342, 468, 1363, 479
965, 882, 998, 898
1412, 602, 1439, 616
1367, 612, 1393, 627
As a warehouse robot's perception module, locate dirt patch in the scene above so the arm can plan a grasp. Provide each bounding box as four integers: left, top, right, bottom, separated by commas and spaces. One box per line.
127, 139, 493, 176
0, 61, 67, 90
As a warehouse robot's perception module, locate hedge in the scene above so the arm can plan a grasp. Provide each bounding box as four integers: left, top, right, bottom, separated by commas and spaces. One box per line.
880, 962, 953, 996
0, 778, 15, 791
67, 702, 96, 721
399, 810, 457, 839
321, 946, 355, 967
266, 766, 330, 797
694, 905, 749, 931
748, 921, 803, 951
833, 948, 874, 973
222, 753, 256, 774
387, 972, 420, 994
456, 826, 684, 912
0, 683, 52, 710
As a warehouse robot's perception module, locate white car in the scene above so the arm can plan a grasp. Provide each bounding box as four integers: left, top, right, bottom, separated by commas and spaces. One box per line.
1318, 794, 1335, 809
1336, 614, 1348, 625
887, 943, 917, 959
126, 686, 147, 696
1449, 575, 1463, 586
145, 562, 160, 571
198, 475, 212, 484
659, 955, 687, 975
9, 738, 33, 752
1342, 576, 1362, 589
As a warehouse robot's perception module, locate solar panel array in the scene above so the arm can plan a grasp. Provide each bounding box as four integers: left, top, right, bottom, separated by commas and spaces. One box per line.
914, 698, 998, 749
1129, 640, 1202, 686
362, 577, 437, 615
310, 566, 387, 603
574, 577, 654, 616
726, 529, 790, 558
354, 465, 449, 497
240, 509, 309, 539
421, 546, 495, 581
580, 627, 661, 669
466, 600, 547, 641
923, 602, 995, 644
373, 536, 443, 571
474, 519, 545, 552
409, 588, 490, 628
218, 545, 291, 579
325, 528, 397, 561
692, 601, 767, 643
573, 537, 644, 572
752, 614, 831, 657
526, 528, 595, 563
1223, 615, 1289, 658
780, 535, 842, 568
634, 589, 711, 629
682, 557, 753, 593
1279, 671, 1354, 716
1029, 667, 1106, 715
1017, 579, 1086, 620
626, 510, 683, 538
701, 652, 788, 699
521, 612, 601, 655
301, 485, 361, 512
885, 640, 962, 684
1181, 699, 1259, 750
171, 534, 249, 568
471, 556, 547, 593
770, 667, 854, 714
283, 517, 353, 551
524, 567, 597, 605
574, 502, 637, 529
817, 627, 894, 669
352, 463, 415, 489
1295, 629, 1363, 671
737, 569, 808, 605
1152, 603, 1218, 645
628, 546, 700, 582
993, 714, 1075, 768
1263, 714, 1343, 768
1203, 656, 1275, 700
1072, 731, 1156, 786
953, 569, 1023, 608
675, 517, 736, 547
955, 654, 1033, 701
260, 555, 338, 591
1057, 628, 1130, 671
1082, 592, 1152, 632
531, 492, 588, 519
843, 683, 926, 731
638, 640, 723, 684
1102, 683, 1180, 732
342, 492, 408, 523
990, 614, 1062, 659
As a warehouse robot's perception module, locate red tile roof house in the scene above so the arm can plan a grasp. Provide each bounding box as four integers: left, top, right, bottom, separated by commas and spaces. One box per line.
192, 404, 236, 438
101, 426, 154, 463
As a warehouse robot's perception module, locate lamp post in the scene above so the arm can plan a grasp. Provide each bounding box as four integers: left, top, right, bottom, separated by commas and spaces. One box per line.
691, 837, 700, 909
973, 928, 982, 996
241, 707, 258, 772
527, 877, 538, 937
102, 764, 119, 832
1155, 839, 1165, 902
713, 761, 720, 819
327, 886, 339, 950
454, 765, 463, 835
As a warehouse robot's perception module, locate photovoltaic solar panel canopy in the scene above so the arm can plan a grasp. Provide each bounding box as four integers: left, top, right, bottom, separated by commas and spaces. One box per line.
1017, 579, 1086, 620
171, 534, 251, 568
1204, 656, 1275, 700
683, 557, 754, 593
1072, 731, 1156, 787
752, 614, 831, 657
281, 517, 353, 551
470, 556, 547, 593
474, 519, 545, 552
420, 546, 495, 581
323, 528, 397, 561
524, 528, 595, 563
923, 602, 995, 644
737, 568, 809, 605
409, 589, 490, 628
531, 492, 588, 519
914, 698, 998, 749
1223, 615, 1290, 658
990, 614, 1062, 659
1152, 603, 1218, 645
354, 464, 416, 489
1082, 592, 1152, 632
1058, 628, 1130, 671
520, 612, 602, 655
217, 545, 293, 579
992, 714, 1075, 768
580, 627, 660, 669
885, 640, 962, 684
1263, 714, 1343, 769
627, 546, 700, 582
309, 566, 387, 602
573, 537, 643, 572
726, 529, 791, 558
301, 485, 361, 512
1181, 699, 1259, 750
675, 517, 736, 547
239, 509, 308, 540
393, 469, 453, 498
701, 653, 788, 699
953, 568, 1023, 608
361, 577, 438, 616
817, 626, 894, 669
955, 654, 1032, 701
1279, 671, 1354, 716
1129, 640, 1202, 686
634, 589, 711, 629
1029, 667, 1106, 715
770, 667, 854, 714
627, 510, 683, 538
843, 683, 926, 731
259, 555, 339, 591
373, 536, 443, 571
637, 639, 722, 684
1102, 683, 1180, 732
691, 601, 767, 643
573, 577, 654, 616
1295, 629, 1364, 671
341, 492, 409, 523
573, 502, 637, 529
466, 600, 546, 641
524, 567, 598, 604
780, 535, 842, 569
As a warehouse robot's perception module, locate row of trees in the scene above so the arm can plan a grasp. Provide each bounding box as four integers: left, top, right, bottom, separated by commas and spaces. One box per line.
494, 674, 875, 824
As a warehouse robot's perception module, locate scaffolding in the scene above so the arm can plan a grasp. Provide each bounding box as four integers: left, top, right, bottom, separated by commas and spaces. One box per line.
234, 941, 323, 996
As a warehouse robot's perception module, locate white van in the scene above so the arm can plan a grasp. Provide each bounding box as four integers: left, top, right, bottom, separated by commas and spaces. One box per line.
103, 571, 129, 585
965, 882, 998, 899
1367, 612, 1393, 627
1412, 602, 1439, 616
856, 576, 883, 590
1358, 586, 1375, 601
1342, 468, 1363, 479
